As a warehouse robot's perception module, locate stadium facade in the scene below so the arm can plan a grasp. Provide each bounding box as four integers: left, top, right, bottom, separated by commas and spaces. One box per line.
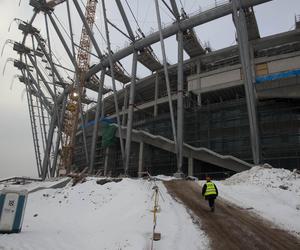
73, 14, 300, 178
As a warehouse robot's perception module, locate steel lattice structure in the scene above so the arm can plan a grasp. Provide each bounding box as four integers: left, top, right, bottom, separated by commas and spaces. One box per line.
7, 0, 300, 179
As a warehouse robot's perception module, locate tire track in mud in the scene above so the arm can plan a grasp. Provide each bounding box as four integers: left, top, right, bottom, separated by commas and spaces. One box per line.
164, 180, 300, 250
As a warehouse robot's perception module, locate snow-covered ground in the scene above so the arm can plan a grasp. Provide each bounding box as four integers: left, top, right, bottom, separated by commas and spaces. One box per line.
0, 177, 70, 192
0, 178, 209, 250
214, 165, 300, 237
1, 166, 300, 249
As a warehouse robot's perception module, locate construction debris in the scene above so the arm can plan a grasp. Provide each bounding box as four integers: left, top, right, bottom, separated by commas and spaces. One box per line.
96, 178, 122, 185
68, 167, 88, 186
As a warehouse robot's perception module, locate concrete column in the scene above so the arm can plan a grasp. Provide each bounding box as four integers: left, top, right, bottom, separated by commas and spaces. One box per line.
101, 99, 105, 118
154, 74, 159, 117
197, 94, 202, 107
104, 147, 110, 176
188, 158, 194, 176
89, 70, 105, 174
138, 142, 144, 177
196, 60, 201, 74
122, 87, 128, 126
177, 30, 184, 175
124, 51, 138, 175
196, 60, 202, 107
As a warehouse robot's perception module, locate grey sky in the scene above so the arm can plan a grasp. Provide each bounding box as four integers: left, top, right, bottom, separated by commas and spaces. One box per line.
0, 0, 299, 179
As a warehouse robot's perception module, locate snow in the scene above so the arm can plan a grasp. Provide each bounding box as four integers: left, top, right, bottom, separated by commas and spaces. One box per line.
213, 165, 300, 237
2, 165, 300, 249
0, 178, 70, 192
153, 175, 177, 181
0, 178, 209, 250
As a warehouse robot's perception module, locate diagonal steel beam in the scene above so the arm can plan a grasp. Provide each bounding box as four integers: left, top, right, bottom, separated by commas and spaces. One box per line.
47, 12, 77, 67
40, 89, 69, 179
86, 0, 272, 78
26, 70, 53, 113
102, 0, 125, 167
154, 0, 178, 157
232, 0, 260, 164
27, 54, 56, 99
124, 51, 138, 175
50, 94, 68, 177
169, 0, 181, 20
115, 0, 135, 41
72, 0, 103, 58
33, 33, 67, 88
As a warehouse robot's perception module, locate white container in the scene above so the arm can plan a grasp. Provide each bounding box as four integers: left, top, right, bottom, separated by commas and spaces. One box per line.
0, 189, 28, 233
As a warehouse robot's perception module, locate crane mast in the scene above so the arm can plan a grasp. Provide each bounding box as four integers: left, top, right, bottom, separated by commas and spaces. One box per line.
59, 0, 98, 175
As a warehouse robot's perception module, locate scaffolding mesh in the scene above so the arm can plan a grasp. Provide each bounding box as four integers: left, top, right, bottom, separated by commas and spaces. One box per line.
74, 98, 300, 176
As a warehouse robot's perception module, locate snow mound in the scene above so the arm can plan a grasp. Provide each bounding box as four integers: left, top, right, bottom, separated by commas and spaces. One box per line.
217, 165, 300, 236
224, 165, 300, 194
0, 178, 208, 250
0, 177, 70, 192
154, 175, 177, 181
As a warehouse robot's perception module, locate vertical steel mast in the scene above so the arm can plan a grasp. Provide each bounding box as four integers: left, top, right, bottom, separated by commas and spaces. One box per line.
59, 0, 98, 175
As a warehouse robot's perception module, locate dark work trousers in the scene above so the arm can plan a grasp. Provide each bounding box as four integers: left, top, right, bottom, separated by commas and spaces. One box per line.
205, 194, 217, 211
208, 197, 215, 208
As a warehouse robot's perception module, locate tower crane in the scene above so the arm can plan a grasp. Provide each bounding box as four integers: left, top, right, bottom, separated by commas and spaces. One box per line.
58, 0, 98, 175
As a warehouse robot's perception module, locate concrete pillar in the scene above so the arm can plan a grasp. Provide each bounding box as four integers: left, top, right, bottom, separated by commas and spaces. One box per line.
122, 87, 128, 126
196, 60, 201, 74
177, 30, 184, 175
197, 94, 202, 107
154, 74, 159, 117
196, 60, 202, 107
101, 99, 105, 118
89, 70, 105, 174
124, 51, 138, 175
138, 142, 144, 177
188, 158, 194, 176
103, 147, 110, 176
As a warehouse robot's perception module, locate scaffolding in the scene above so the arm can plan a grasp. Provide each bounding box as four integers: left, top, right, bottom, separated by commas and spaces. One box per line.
181, 29, 206, 57
10, 0, 300, 179
73, 92, 300, 177
137, 47, 163, 72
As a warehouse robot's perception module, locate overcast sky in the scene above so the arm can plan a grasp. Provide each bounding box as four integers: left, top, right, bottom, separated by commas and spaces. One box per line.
0, 0, 299, 179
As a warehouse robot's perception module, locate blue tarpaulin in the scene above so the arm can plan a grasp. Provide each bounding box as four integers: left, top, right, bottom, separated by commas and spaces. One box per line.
256, 68, 300, 84
79, 117, 117, 129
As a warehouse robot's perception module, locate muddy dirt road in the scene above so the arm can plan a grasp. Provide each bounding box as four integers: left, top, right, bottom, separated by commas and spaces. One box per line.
164, 180, 300, 250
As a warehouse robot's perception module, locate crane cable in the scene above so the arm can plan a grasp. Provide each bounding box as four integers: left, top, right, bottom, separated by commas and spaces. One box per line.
53, 12, 100, 59
124, 0, 142, 32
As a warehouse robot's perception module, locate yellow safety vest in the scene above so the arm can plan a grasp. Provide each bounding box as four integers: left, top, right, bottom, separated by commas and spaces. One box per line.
204, 182, 217, 196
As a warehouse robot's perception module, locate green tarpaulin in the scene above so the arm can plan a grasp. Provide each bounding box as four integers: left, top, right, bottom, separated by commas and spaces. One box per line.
101, 124, 117, 147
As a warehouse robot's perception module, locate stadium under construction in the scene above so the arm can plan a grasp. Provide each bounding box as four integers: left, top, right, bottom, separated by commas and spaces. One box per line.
6, 0, 300, 179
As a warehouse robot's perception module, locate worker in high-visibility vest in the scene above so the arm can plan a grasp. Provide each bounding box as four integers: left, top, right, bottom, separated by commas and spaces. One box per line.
202, 176, 218, 212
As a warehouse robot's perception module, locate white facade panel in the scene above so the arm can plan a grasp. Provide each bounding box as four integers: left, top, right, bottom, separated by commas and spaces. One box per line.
187, 76, 201, 92
268, 56, 300, 74
187, 69, 242, 94
201, 69, 241, 88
